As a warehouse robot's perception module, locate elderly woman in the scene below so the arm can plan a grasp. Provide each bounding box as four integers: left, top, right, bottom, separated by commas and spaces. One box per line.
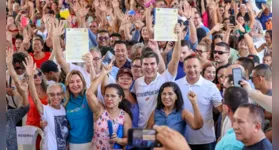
24, 56, 68, 150
86, 64, 132, 149
146, 82, 203, 135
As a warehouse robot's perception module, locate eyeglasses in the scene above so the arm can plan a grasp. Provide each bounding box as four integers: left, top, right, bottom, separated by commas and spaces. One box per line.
132, 65, 142, 70
213, 51, 229, 55
93, 57, 101, 61
48, 92, 64, 97
34, 72, 42, 79
119, 77, 132, 81
98, 36, 109, 41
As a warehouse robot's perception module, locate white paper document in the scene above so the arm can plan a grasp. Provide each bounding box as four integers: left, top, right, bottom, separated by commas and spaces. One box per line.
66, 28, 89, 62
154, 8, 178, 41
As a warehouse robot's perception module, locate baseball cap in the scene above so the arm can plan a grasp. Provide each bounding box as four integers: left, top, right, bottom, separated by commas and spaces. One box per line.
116, 68, 133, 79
40, 60, 59, 73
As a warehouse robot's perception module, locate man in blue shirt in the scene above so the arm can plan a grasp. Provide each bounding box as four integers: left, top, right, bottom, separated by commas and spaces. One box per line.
257, 4, 272, 30
215, 86, 249, 150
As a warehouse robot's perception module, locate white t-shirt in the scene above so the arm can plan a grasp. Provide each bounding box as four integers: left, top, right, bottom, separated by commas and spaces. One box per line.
42, 105, 68, 150
132, 69, 175, 128
69, 63, 115, 102
175, 76, 222, 144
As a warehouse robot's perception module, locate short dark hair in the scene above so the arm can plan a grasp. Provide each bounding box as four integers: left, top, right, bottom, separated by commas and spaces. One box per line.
224, 86, 249, 113
97, 30, 109, 36
247, 54, 260, 64
194, 12, 202, 18
266, 30, 272, 40
238, 103, 265, 130
114, 40, 127, 47
126, 40, 138, 47
215, 42, 230, 51
47, 9, 55, 15
184, 53, 200, 63
157, 82, 184, 112
13, 52, 27, 65
237, 57, 255, 76
181, 40, 190, 48
253, 64, 272, 81
15, 34, 23, 41
110, 33, 121, 38
141, 49, 159, 64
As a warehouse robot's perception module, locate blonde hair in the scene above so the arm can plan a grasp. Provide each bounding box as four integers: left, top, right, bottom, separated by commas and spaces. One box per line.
64, 70, 87, 107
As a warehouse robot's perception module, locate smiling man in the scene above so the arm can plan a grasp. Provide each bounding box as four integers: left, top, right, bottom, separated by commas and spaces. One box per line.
132, 24, 182, 128
176, 54, 222, 150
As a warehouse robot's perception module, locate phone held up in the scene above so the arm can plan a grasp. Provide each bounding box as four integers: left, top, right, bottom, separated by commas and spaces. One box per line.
128, 128, 162, 148
232, 68, 242, 87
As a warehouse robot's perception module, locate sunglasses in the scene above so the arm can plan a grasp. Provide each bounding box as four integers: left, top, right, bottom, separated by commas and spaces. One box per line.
98, 36, 109, 41
34, 72, 42, 79
213, 51, 229, 55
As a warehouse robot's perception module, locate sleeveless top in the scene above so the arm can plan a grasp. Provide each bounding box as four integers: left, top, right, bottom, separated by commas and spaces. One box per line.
92, 109, 125, 150
154, 109, 186, 135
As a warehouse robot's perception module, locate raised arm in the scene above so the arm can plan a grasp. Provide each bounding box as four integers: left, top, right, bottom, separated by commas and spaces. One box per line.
167, 24, 182, 77
182, 91, 203, 130
82, 53, 96, 82
51, 21, 70, 73
23, 56, 44, 115
243, 33, 258, 55
246, 2, 255, 29
148, 40, 166, 73
86, 63, 113, 117
240, 80, 272, 113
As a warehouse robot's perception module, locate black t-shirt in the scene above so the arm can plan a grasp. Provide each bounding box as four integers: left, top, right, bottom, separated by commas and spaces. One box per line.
243, 138, 272, 150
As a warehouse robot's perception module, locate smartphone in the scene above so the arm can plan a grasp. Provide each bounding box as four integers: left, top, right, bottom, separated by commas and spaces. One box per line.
232, 68, 242, 87
229, 15, 236, 26
128, 128, 162, 148
102, 51, 114, 65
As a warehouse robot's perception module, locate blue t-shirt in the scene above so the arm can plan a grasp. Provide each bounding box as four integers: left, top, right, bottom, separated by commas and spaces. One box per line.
258, 13, 272, 30
154, 109, 186, 135
215, 128, 244, 150
66, 93, 93, 143
175, 61, 186, 80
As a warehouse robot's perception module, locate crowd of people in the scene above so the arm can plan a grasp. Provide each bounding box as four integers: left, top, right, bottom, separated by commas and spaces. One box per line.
6, 0, 272, 149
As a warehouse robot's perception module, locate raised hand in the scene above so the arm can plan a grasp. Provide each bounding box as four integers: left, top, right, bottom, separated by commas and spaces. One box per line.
212, 23, 224, 32
51, 20, 65, 37
102, 58, 114, 74
15, 76, 29, 96
112, 0, 119, 8
99, 0, 107, 12
235, 20, 245, 32
23, 28, 30, 43
22, 56, 36, 77
188, 91, 197, 104
6, 31, 13, 44
148, 39, 159, 51
182, 0, 191, 18
82, 52, 93, 66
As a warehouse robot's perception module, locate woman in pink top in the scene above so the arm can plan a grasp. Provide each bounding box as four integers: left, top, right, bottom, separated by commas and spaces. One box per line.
86, 64, 132, 149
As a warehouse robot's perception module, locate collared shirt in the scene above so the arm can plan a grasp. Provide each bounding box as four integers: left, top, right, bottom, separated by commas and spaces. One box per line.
175, 76, 222, 144
215, 128, 244, 150
132, 69, 176, 128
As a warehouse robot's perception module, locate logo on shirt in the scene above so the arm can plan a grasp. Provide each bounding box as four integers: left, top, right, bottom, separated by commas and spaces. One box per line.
136, 89, 159, 98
